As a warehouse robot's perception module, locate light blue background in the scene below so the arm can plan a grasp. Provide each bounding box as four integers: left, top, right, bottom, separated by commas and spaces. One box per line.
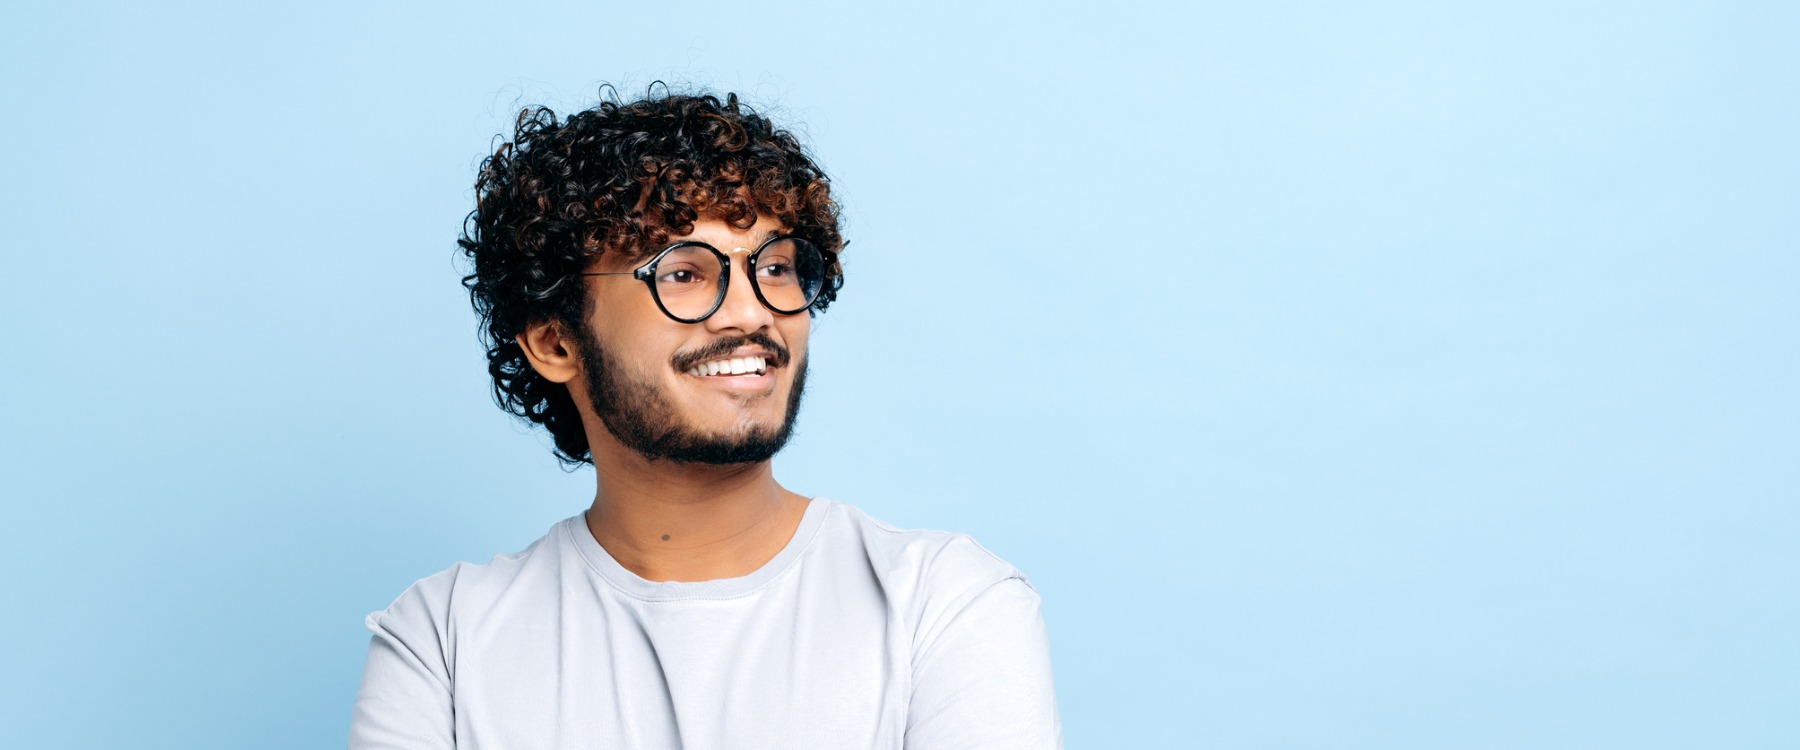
3, 1, 1795, 748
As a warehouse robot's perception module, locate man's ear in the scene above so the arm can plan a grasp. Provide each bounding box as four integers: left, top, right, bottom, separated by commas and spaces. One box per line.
515, 319, 581, 384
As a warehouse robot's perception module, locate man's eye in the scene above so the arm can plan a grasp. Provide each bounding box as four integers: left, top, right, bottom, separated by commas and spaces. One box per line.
659, 268, 704, 285
758, 263, 791, 279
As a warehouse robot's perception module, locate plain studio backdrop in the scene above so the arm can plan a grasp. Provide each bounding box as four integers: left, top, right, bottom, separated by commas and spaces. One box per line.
2, 1, 1795, 748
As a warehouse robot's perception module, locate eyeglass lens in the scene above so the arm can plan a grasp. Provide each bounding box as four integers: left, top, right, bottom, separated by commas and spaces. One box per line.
651, 239, 826, 321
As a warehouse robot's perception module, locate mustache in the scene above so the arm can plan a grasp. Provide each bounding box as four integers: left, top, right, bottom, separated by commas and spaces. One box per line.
671, 332, 792, 371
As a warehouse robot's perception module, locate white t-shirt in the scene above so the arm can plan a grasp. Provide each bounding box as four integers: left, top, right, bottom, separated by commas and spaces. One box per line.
348, 497, 1063, 749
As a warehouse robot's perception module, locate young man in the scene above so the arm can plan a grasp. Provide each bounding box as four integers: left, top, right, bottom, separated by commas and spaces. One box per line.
348, 91, 1062, 749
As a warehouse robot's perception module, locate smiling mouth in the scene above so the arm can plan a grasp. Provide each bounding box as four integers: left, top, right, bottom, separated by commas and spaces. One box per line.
684, 355, 770, 378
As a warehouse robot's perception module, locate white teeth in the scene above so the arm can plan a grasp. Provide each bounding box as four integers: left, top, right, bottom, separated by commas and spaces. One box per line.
688, 355, 769, 377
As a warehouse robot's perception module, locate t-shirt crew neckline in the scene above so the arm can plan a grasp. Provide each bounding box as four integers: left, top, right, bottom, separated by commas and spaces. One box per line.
565, 496, 833, 602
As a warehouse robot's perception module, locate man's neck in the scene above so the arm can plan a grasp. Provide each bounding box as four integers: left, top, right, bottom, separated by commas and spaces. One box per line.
583, 439, 810, 584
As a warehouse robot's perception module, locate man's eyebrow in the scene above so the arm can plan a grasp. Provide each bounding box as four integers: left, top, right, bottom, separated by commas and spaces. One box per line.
716, 227, 784, 248
662, 226, 790, 250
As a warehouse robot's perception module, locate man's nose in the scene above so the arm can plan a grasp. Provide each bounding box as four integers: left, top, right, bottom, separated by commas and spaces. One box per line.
703, 248, 775, 333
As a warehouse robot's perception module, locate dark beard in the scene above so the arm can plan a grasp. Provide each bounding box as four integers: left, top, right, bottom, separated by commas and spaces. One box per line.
578, 325, 807, 465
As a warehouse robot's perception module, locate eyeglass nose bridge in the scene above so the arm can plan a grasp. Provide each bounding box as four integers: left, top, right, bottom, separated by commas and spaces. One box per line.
720, 246, 759, 285
714, 246, 762, 305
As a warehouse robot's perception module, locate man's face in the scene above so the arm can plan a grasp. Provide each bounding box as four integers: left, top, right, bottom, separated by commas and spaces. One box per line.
575, 214, 812, 464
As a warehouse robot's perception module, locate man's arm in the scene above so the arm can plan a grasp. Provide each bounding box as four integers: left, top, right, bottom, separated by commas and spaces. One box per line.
906, 575, 1064, 750
347, 589, 456, 750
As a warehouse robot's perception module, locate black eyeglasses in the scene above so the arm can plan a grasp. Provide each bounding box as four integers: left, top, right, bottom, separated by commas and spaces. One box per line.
575, 235, 830, 324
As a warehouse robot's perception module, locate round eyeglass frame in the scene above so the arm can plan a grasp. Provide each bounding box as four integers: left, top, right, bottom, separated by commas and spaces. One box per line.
573, 234, 829, 324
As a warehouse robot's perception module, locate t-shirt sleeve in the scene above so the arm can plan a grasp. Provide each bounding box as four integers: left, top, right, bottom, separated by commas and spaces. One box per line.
905, 575, 1064, 750
347, 580, 456, 750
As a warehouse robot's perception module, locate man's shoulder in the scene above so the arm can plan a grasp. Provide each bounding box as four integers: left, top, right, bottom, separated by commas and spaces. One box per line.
823, 498, 1039, 611
364, 515, 575, 633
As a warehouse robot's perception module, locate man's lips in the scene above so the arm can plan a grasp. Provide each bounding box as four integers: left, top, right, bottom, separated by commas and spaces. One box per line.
683, 349, 775, 374
672, 335, 791, 373
678, 350, 780, 394
682, 361, 776, 393
672, 335, 789, 394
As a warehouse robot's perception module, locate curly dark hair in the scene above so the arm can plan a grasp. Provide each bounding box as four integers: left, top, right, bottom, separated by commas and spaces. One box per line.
457, 89, 846, 468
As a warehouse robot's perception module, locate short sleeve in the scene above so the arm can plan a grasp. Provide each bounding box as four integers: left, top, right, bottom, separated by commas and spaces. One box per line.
906, 575, 1063, 749
347, 582, 457, 750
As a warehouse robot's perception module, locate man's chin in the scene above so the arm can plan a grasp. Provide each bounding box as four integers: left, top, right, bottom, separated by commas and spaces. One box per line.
636, 426, 794, 466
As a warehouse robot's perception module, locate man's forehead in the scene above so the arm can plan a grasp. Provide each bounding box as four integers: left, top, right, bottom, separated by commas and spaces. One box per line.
670, 223, 786, 248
